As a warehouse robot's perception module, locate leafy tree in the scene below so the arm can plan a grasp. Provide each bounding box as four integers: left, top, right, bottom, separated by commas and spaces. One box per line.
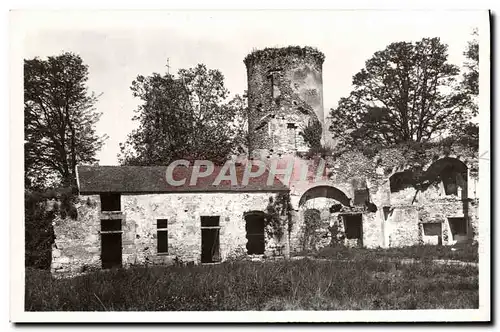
461, 29, 479, 105
451, 29, 479, 151
329, 37, 472, 153
119, 64, 246, 165
24, 52, 106, 189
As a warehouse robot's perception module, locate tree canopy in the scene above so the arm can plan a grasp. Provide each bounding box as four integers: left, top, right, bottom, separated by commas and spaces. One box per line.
451, 29, 479, 151
24, 52, 106, 189
119, 64, 246, 166
461, 29, 479, 103
329, 37, 474, 154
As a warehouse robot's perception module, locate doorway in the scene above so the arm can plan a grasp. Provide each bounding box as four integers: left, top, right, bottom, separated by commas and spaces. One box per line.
101, 219, 123, 269
201, 216, 221, 263
245, 212, 265, 255
448, 217, 468, 242
343, 213, 363, 247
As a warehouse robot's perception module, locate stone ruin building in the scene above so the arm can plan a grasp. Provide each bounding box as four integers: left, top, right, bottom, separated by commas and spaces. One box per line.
50, 46, 479, 275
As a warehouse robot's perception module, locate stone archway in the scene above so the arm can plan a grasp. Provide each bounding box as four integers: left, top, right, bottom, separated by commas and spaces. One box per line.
298, 185, 352, 208
295, 185, 357, 251
423, 157, 468, 198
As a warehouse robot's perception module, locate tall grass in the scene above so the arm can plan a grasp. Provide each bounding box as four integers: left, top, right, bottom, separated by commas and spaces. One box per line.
26, 258, 478, 311
309, 243, 479, 262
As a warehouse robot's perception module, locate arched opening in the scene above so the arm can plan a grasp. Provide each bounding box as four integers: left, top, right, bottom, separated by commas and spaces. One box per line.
389, 171, 415, 193
244, 211, 266, 255
298, 185, 351, 208
298, 186, 364, 249
423, 157, 468, 199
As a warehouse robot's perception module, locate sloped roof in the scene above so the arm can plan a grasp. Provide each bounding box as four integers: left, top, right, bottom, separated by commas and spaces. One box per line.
77, 165, 289, 194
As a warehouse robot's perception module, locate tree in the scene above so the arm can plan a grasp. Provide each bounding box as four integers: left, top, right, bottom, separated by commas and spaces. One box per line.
329, 37, 471, 154
24, 52, 106, 189
119, 64, 246, 166
461, 29, 479, 106
451, 29, 479, 151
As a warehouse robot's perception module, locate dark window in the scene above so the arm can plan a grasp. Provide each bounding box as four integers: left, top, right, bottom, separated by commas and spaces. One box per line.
201, 216, 220, 227
423, 223, 442, 236
157, 219, 168, 254
100, 193, 121, 211
353, 189, 369, 206
157, 219, 168, 229
344, 214, 362, 239
449, 217, 467, 237
287, 123, 297, 129
101, 219, 122, 232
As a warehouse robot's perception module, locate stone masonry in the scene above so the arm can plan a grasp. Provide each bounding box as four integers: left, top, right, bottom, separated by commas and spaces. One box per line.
51, 45, 480, 275
52, 192, 283, 274
244, 46, 325, 155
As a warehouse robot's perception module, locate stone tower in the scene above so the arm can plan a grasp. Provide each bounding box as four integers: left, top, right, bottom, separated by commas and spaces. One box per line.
244, 46, 325, 158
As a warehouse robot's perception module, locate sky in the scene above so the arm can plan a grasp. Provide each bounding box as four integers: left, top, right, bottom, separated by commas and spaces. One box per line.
20, 10, 486, 165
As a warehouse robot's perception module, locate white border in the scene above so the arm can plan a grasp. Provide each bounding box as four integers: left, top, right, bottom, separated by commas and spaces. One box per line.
8, 7, 492, 324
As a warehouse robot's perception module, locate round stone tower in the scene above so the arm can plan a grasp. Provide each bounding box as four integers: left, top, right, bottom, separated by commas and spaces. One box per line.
244, 46, 325, 157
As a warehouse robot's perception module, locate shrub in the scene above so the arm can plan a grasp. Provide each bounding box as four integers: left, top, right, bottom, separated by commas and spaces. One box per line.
25, 187, 78, 270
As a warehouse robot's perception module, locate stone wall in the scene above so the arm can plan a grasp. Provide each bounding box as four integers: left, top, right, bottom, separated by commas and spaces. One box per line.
290, 205, 383, 252
385, 206, 419, 247
417, 199, 479, 244
245, 47, 325, 153
290, 155, 479, 252
51, 195, 101, 274
362, 212, 383, 248
52, 192, 282, 275
53, 158, 480, 275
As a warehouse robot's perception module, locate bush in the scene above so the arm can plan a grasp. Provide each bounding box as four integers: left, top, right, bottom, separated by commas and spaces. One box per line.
25, 187, 78, 270
25, 192, 56, 269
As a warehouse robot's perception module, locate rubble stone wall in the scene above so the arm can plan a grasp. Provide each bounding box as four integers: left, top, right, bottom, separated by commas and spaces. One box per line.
52, 192, 281, 275
51, 195, 101, 274
245, 47, 325, 153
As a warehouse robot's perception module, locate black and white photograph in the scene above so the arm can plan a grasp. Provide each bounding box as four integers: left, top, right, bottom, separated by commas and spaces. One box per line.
9, 8, 491, 323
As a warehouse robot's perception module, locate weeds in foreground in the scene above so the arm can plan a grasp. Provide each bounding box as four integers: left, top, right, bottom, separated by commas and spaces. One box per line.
25, 258, 478, 311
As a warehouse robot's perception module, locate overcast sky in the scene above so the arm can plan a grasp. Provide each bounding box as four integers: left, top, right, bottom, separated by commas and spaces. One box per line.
21, 10, 485, 165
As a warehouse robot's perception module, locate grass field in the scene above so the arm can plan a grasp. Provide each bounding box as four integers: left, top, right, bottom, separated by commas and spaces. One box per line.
306, 243, 479, 262
25, 255, 478, 311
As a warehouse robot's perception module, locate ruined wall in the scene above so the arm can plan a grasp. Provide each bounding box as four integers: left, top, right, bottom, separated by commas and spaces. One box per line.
287, 153, 479, 251
52, 192, 281, 275
291, 202, 383, 253
417, 200, 479, 245
388, 168, 478, 246
51, 195, 101, 274
362, 212, 383, 248
385, 206, 420, 247
244, 46, 325, 155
